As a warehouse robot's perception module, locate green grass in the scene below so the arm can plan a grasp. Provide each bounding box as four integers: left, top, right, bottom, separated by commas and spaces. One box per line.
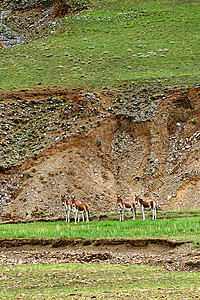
0, 263, 199, 299
0, 217, 199, 242
0, 0, 199, 90
106, 209, 200, 220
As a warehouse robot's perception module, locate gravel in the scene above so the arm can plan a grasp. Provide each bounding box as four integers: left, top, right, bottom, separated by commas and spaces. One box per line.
0, 243, 199, 272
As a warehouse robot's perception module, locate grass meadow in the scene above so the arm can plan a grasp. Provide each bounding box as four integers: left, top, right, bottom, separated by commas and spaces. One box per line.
0, 0, 200, 298
0, 263, 200, 299
0, 0, 200, 90
0, 216, 200, 243
0, 216, 200, 299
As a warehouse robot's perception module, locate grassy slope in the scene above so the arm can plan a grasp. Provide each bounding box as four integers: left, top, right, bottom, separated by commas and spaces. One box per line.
0, 264, 199, 299
1, 216, 200, 243
0, 0, 199, 90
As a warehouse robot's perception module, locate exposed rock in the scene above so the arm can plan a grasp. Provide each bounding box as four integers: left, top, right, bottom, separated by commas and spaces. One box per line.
0, 87, 200, 220
0, 0, 89, 48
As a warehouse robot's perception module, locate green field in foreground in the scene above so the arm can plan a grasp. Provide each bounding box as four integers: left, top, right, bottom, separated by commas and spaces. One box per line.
0, 263, 199, 299
1, 216, 200, 243
0, 0, 200, 90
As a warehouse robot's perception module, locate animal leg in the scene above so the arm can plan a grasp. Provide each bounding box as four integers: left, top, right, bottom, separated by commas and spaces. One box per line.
122, 210, 124, 221
132, 208, 136, 220
86, 211, 89, 223
65, 211, 68, 222
72, 208, 76, 218
155, 207, 157, 219
78, 212, 81, 223
69, 209, 72, 222
64, 208, 67, 222
82, 212, 85, 222
142, 206, 145, 220
74, 211, 78, 225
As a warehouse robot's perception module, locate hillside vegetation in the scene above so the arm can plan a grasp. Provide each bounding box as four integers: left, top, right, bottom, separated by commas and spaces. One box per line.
0, 0, 200, 89
0, 0, 200, 220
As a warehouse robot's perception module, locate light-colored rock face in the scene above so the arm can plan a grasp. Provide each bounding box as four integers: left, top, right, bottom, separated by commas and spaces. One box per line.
1, 87, 200, 220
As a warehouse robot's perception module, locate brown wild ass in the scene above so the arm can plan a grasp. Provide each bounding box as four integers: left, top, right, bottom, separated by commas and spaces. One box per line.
71, 197, 89, 225
117, 196, 136, 221
61, 195, 72, 222
135, 195, 157, 220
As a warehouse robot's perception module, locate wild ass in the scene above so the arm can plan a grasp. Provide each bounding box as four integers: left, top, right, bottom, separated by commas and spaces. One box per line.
71, 197, 89, 225
117, 196, 136, 221
135, 195, 157, 220
61, 195, 72, 222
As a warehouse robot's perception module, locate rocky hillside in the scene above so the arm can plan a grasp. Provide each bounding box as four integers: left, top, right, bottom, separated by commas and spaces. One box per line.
0, 86, 200, 220
0, 1, 199, 221
0, 0, 89, 48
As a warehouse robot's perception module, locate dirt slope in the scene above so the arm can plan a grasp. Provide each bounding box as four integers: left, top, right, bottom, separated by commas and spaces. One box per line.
0, 238, 199, 272
0, 86, 200, 220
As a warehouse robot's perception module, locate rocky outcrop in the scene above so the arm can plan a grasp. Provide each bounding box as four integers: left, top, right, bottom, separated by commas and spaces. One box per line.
0, 0, 89, 48
0, 87, 200, 220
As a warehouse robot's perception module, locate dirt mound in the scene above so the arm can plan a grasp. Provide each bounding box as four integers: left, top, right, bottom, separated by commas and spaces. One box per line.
0, 237, 188, 249
0, 238, 199, 272
0, 86, 200, 220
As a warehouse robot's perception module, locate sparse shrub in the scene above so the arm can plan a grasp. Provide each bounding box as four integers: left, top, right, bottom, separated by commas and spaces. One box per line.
0, 165, 5, 173
13, 118, 20, 124
14, 0, 22, 3
96, 140, 101, 147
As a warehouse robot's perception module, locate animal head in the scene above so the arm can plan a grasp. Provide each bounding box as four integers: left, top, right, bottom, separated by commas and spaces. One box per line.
71, 196, 76, 210
117, 196, 123, 204
117, 196, 123, 210
71, 196, 76, 203
135, 195, 141, 207
61, 195, 66, 205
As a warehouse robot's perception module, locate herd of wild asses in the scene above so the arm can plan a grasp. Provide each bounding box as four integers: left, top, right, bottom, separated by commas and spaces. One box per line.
61, 194, 157, 224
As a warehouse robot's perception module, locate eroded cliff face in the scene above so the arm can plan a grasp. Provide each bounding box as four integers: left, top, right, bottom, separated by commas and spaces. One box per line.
0, 87, 200, 220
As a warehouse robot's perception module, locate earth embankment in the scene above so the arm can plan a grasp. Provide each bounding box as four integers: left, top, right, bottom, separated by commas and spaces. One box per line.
0, 87, 200, 220
0, 237, 199, 272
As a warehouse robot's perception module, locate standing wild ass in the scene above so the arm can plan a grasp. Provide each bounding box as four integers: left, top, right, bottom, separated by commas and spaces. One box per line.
61, 195, 72, 222
117, 196, 136, 221
71, 196, 89, 225
135, 195, 157, 220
